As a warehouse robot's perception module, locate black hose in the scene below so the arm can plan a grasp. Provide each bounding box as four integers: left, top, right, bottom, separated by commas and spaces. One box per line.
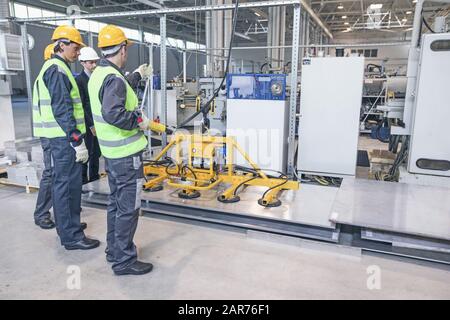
261, 174, 289, 201
181, 165, 198, 187
422, 17, 436, 33
177, 0, 240, 129
233, 165, 291, 199
233, 176, 258, 196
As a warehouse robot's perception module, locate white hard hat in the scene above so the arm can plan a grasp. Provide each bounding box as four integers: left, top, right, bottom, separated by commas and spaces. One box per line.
79, 47, 100, 62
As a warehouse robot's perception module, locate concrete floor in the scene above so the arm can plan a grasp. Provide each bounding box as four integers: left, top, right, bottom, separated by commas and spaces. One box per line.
0, 184, 449, 300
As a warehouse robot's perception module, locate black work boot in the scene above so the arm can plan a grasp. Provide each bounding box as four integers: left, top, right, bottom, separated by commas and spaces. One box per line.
114, 261, 153, 276
35, 218, 55, 230
64, 237, 100, 251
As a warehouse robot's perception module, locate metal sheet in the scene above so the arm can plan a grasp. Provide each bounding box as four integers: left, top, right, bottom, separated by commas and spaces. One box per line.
84, 178, 338, 230
361, 229, 450, 254
330, 178, 450, 241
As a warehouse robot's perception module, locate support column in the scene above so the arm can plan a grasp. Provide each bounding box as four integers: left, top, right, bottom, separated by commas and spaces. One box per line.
212, 0, 224, 77
223, 0, 233, 72
205, 0, 212, 77
160, 15, 167, 147
21, 23, 33, 138
288, 4, 301, 175
267, 6, 286, 69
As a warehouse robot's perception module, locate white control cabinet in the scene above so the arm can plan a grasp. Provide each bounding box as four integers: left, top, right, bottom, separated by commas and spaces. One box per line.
408, 33, 450, 177
227, 99, 289, 173
297, 57, 364, 176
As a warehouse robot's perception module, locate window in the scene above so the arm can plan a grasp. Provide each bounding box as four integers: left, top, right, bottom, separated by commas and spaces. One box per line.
75, 19, 90, 32
42, 9, 56, 26
10, 1, 200, 50
27, 6, 42, 18
13, 3, 28, 18
122, 27, 140, 41
431, 40, 450, 51
350, 48, 378, 58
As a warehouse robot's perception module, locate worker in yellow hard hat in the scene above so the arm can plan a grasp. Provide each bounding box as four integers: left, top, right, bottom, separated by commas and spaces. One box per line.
76, 47, 101, 185
88, 24, 167, 276
43, 43, 55, 61
31, 43, 58, 231
32, 25, 100, 250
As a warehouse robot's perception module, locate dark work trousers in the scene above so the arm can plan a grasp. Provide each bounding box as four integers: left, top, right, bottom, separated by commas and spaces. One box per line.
105, 153, 144, 271
33, 137, 53, 223
49, 137, 85, 246
82, 129, 101, 184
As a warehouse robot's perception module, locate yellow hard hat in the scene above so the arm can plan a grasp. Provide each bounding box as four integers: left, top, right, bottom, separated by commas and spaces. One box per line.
98, 25, 133, 48
52, 25, 86, 47
44, 43, 55, 60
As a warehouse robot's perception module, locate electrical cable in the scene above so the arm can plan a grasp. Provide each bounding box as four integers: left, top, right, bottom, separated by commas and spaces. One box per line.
176, 0, 240, 130
260, 174, 289, 202
233, 176, 258, 196
181, 165, 198, 187
422, 17, 436, 33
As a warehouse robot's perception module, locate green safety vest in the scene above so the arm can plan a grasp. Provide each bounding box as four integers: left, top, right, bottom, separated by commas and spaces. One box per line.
32, 58, 86, 138
88, 65, 147, 159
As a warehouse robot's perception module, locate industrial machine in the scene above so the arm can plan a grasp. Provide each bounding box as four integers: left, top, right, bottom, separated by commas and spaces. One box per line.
149, 80, 200, 128
150, 78, 227, 132
407, 33, 450, 177
226, 73, 289, 173
297, 57, 365, 177
176, 82, 202, 127
199, 78, 227, 135
383, 1, 450, 183
142, 133, 299, 207
0, 33, 24, 151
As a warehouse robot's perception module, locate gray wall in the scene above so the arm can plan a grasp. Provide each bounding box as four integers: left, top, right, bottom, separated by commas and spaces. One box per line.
12, 23, 206, 95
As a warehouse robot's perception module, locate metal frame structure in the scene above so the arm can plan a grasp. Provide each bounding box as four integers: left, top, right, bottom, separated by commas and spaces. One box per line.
7, 0, 425, 173
7, 0, 305, 173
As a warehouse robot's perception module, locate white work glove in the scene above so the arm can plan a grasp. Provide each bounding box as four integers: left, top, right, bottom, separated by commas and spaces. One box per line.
138, 113, 151, 131
73, 140, 89, 164
134, 64, 153, 79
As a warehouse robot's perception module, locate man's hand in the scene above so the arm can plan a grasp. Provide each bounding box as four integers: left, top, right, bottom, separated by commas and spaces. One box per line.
138, 114, 151, 131
134, 64, 153, 79
73, 141, 89, 164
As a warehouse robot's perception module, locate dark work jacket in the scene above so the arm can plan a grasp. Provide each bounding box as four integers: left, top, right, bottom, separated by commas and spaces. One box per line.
43, 55, 81, 143
97, 59, 143, 131
75, 70, 95, 130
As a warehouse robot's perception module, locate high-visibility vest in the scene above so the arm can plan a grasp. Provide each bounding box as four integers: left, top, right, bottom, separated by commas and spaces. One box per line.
32, 58, 86, 138
88, 65, 147, 159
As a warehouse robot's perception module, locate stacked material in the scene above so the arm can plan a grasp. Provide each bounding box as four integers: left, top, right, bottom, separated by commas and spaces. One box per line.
4, 141, 16, 162
6, 163, 40, 187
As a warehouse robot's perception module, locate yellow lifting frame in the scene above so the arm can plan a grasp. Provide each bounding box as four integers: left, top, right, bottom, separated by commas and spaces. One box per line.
143, 133, 299, 207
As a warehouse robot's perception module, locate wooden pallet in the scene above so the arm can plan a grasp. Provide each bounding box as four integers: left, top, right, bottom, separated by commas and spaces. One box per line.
0, 178, 39, 193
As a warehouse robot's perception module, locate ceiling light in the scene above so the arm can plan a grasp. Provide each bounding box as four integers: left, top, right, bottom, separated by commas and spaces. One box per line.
254, 12, 261, 17
413, 0, 418, 3
344, 22, 349, 25
402, 18, 407, 22
406, 11, 412, 14
338, 4, 344, 10
369, 4, 383, 10
342, 15, 347, 19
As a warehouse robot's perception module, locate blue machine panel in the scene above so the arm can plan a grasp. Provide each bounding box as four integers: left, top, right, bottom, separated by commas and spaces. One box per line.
227, 74, 287, 101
